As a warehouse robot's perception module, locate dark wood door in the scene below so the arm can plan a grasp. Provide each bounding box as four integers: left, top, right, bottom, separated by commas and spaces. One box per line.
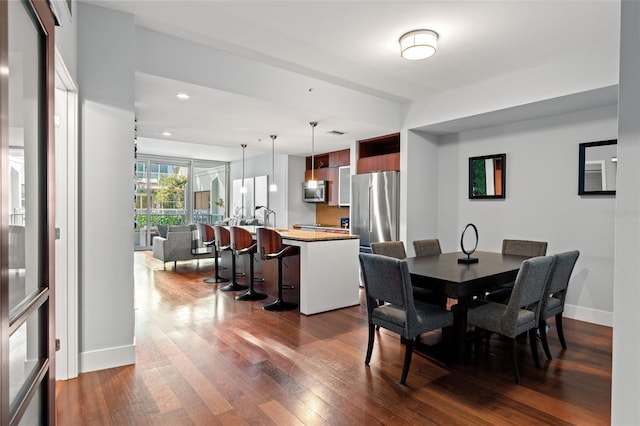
1, 0, 56, 424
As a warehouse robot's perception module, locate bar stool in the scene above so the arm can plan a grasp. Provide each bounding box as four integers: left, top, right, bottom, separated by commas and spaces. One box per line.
229, 226, 267, 301
257, 227, 299, 311
200, 223, 229, 284
214, 226, 248, 292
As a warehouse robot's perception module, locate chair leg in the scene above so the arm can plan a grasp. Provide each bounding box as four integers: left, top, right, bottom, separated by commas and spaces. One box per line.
400, 337, 414, 385
204, 247, 229, 284
263, 258, 297, 311
528, 328, 541, 369
236, 254, 267, 301
556, 313, 567, 350
219, 252, 248, 292
510, 338, 521, 384
539, 320, 552, 360
365, 324, 375, 365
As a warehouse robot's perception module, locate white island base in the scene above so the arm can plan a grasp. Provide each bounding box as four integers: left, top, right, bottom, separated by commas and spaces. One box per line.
281, 235, 360, 315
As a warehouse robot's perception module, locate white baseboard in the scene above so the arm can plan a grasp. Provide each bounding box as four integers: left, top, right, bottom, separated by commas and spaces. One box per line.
563, 304, 613, 327
80, 344, 136, 373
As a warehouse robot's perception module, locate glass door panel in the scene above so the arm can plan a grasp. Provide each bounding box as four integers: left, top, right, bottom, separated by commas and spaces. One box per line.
3, 0, 56, 424
192, 164, 227, 224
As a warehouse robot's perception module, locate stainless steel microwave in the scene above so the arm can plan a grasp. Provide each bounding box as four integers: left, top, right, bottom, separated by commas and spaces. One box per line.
302, 181, 327, 202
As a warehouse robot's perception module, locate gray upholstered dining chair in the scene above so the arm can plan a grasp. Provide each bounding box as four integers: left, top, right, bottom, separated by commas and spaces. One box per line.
371, 241, 406, 259
412, 238, 442, 257
359, 253, 454, 384
538, 250, 580, 360
467, 255, 555, 384
485, 239, 548, 302
371, 241, 446, 307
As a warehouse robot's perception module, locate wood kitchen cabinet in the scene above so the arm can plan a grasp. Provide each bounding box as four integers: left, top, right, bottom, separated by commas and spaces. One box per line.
305, 148, 351, 206
357, 133, 400, 173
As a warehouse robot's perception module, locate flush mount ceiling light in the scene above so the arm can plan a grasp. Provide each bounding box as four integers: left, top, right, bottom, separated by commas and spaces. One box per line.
399, 29, 439, 60
162, 131, 172, 136
176, 92, 190, 99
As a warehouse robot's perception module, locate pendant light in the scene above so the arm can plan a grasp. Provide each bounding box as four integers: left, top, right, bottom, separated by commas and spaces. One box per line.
307, 121, 318, 189
240, 143, 247, 194
269, 135, 278, 192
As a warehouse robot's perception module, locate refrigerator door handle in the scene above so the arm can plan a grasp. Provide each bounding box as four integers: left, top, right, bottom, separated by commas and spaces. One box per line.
368, 184, 373, 233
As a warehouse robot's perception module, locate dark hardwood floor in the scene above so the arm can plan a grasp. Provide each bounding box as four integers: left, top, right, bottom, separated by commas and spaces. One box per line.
56, 252, 612, 425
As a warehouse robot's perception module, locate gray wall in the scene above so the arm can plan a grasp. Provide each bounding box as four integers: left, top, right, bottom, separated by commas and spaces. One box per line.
77, 4, 136, 371
434, 104, 617, 324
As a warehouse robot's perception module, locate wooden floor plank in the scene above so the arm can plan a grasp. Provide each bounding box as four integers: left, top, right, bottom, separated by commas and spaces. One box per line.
56, 252, 612, 425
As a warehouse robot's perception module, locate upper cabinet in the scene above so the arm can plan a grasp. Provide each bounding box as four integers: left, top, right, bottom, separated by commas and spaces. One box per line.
305, 149, 350, 206
357, 133, 400, 174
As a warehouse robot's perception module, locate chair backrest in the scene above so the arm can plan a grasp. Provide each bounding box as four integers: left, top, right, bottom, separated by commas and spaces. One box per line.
230, 226, 253, 251
502, 255, 555, 331
359, 253, 417, 331
542, 250, 580, 316
213, 226, 231, 250
256, 227, 282, 258
371, 241, 406, 259
413, 239, 442, 257
502, 239, 548, 258
200, 223, 215, 244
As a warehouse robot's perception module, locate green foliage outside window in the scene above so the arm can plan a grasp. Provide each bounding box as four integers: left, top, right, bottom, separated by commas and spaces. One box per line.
472, 160, 487, 196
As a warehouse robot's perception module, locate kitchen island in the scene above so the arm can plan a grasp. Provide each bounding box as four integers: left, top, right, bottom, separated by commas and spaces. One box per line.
278, 229, 359, 315
222, 226, 360, 315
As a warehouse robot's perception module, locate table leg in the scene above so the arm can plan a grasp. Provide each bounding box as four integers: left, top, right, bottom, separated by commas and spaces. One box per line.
451, 297, 471, 363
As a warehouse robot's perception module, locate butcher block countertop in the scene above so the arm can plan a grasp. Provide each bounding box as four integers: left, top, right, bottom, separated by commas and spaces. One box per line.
277, 229, 358, 242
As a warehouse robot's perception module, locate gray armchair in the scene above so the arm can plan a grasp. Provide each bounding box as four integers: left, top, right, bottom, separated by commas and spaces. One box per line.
467, 255, 555, 383
359, 253, 453, 384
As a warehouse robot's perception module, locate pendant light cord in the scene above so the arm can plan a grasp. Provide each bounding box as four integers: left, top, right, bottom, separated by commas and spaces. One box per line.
310, 121, 317, 181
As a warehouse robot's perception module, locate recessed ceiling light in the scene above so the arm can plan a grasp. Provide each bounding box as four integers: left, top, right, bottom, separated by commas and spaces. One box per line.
176, 92, 190, 100
162, 131, 172, 136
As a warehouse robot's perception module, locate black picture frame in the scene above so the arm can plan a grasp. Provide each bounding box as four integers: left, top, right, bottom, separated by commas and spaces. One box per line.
469, 153, 506, 199
578, 139, 617, 196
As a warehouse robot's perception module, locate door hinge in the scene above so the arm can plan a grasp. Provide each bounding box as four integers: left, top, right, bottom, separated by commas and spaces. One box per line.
55, 338, 61, 351
55, 227, 61, 240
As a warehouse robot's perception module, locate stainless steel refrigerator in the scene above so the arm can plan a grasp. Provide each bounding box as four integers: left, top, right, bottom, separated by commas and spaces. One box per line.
350, 171, 399, 252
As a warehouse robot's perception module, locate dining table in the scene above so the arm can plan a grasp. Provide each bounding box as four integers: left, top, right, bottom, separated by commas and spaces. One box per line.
406, 250, 529, 362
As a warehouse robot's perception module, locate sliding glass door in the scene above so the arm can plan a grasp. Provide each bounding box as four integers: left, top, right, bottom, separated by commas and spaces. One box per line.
134, 157, 227, 249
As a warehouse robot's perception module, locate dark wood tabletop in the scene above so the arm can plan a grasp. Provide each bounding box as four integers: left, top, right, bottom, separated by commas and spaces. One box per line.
406, 251, 528, 300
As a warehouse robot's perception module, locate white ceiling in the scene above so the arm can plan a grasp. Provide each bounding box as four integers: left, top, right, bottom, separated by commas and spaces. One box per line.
86, 0, 621, 161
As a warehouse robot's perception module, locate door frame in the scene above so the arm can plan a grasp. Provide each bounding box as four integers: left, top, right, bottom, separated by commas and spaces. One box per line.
54, 46, 79, 380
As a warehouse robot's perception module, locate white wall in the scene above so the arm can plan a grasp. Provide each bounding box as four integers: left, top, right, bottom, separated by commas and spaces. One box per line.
400, 130, 439, 257
612, 1, 640, 423
229, 152, 313, 228
432, 104, 618, 325
77, 4, 135, 372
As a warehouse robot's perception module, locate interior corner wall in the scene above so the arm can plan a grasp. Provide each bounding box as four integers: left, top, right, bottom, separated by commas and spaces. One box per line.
437, 104, 618, 325
400, 130, 439, 257
77, 3, 135, 372
612, 1, 640, 423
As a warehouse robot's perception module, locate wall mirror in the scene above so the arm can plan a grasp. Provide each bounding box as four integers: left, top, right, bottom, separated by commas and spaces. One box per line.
578, 140, 617, 195
469, 153, 506, 199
